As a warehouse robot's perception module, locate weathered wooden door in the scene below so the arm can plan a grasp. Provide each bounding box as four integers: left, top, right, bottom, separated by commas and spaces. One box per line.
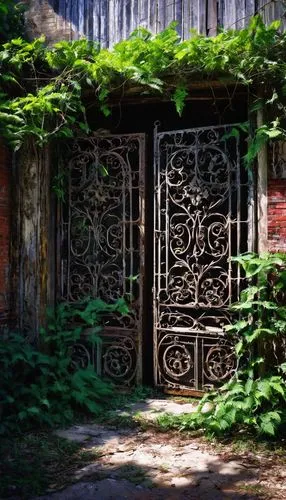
60, 134, 145, 386
153, 124, 254, 393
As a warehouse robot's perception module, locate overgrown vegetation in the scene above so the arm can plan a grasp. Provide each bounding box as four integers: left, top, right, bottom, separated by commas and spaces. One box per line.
0, 14, 286, 164
1, 3, 286, 443
0, 0, 25, 43
0, 432, 100, 498
0, 298, 129, 434
157, 253, 286, 437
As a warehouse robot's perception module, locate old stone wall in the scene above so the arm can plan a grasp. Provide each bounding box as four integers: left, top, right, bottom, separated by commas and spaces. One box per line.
0, 141, 11, 327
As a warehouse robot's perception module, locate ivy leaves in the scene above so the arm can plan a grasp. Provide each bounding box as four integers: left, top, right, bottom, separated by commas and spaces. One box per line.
0, 14, 286, 157
0, 0, 25, 44
157, 253, 286, 438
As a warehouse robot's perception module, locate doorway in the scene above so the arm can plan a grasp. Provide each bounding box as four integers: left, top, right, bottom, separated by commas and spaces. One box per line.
58, 95, 254, 392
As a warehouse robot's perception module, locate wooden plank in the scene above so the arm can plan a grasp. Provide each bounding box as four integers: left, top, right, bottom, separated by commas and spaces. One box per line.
124, 0, 132, 40
223, 0, 236, 29
117, 0, 124, 42
245, 0, 256, 26
174, 0, 183, 37
87, 0, 94, 40
198, 0, 207, 34
93, 0, 100, 45
71, 0, 79, 39
100, 0, 108, 46
273, 0, 285, 30
131, 0, 139, 33
182, 0, 191, 38
78, 0, 85, 36
207, 0, 217, 36
58, 0, 66, 26
148, 0, 157, 35
113, 0, 121, 44
165, 0, 176, 28
217, 0, 223, 28
157, 0, 166, 32
191, 0, 199, 34
65, 0, 72, 39
235, 0, 246, 30
257, 0, 274, 25
139, 0, 149, 28
44, 0, 286, 48
108, 0, 115, 46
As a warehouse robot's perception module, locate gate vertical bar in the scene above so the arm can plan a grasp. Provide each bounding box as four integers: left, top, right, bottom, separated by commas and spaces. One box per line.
153, 121, 160, 386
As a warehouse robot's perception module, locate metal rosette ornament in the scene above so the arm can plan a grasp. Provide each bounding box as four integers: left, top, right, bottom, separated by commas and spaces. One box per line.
103, 336, 138, 386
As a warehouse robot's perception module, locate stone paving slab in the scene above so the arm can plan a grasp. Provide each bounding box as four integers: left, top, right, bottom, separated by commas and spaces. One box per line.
113, 398, 197, 421
37, 399, 282, 499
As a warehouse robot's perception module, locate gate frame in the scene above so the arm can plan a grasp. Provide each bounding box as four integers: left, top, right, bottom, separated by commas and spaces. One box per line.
57, 133, 146, 386
152, 121, 256, 393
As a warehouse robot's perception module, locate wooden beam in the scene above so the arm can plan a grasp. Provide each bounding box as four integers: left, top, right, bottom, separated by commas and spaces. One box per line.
256, 106, 268, 253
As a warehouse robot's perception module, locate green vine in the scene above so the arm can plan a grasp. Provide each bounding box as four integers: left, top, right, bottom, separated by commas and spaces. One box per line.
0, 15, 286, 165
0, 0, 25, 44
157, 253, 286, 437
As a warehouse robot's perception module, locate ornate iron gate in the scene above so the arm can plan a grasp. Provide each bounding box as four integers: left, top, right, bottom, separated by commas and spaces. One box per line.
153, 123, 254, 393
60, 134, 145, 386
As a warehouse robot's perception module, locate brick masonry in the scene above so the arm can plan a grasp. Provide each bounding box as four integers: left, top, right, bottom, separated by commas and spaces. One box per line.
268, 179, 286, 252
0, 140, 11, 327
25, 0, 77, 44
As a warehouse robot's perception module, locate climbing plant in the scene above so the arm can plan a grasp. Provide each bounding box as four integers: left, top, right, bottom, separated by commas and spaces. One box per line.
157, 253, 286, 437
0, 297, 129, 433
0, 0, 25, 43
0, 15, 286, 163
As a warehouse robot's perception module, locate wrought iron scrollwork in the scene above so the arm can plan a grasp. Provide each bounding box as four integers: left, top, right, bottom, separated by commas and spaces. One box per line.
103, 335, 138, 384
69, 343, 91, 371
154, 124, 253, 391
61, 134, 145, 386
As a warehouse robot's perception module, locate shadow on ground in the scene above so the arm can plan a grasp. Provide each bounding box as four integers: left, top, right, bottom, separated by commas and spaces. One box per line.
35, 416, 266, 500
35, 455, 261, 499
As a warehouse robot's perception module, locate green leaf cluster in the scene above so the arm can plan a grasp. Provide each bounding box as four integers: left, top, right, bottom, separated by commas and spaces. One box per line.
157, 253, 286, 438
0, 297, 128, 434
0, 1, 25, 44
0, 15, 286, 160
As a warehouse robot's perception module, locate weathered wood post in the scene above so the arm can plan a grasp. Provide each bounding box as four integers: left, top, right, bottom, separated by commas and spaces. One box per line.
11, 141, 55, 340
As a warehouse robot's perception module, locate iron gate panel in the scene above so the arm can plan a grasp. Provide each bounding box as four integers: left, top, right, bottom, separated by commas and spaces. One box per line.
60, 134, 145, 385
153, 123, 254, 392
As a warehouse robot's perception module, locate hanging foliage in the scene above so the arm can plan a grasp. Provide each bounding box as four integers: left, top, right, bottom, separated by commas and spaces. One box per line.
0, 15, 286, 162
0, 0, 25, 43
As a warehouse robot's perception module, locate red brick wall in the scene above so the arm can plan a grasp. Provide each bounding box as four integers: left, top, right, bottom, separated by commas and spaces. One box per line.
268, 179, 286, 252
0, 141, 11, 327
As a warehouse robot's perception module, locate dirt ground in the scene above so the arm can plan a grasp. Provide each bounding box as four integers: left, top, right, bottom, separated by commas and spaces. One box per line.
34, 399, 286, 500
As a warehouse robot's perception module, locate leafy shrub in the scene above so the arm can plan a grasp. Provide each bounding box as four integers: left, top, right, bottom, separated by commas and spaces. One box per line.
0, 15, 285, 161
0, 0, 25, 43
0, 298, 128, 433
158, 253, 286, 437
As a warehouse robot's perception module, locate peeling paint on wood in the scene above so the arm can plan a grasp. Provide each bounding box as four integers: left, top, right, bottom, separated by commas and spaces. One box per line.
27, 1, 286, 46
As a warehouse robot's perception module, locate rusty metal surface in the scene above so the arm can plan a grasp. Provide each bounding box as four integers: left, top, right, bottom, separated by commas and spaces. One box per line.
153, 123, 254, 392
60, 133, 145, 386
